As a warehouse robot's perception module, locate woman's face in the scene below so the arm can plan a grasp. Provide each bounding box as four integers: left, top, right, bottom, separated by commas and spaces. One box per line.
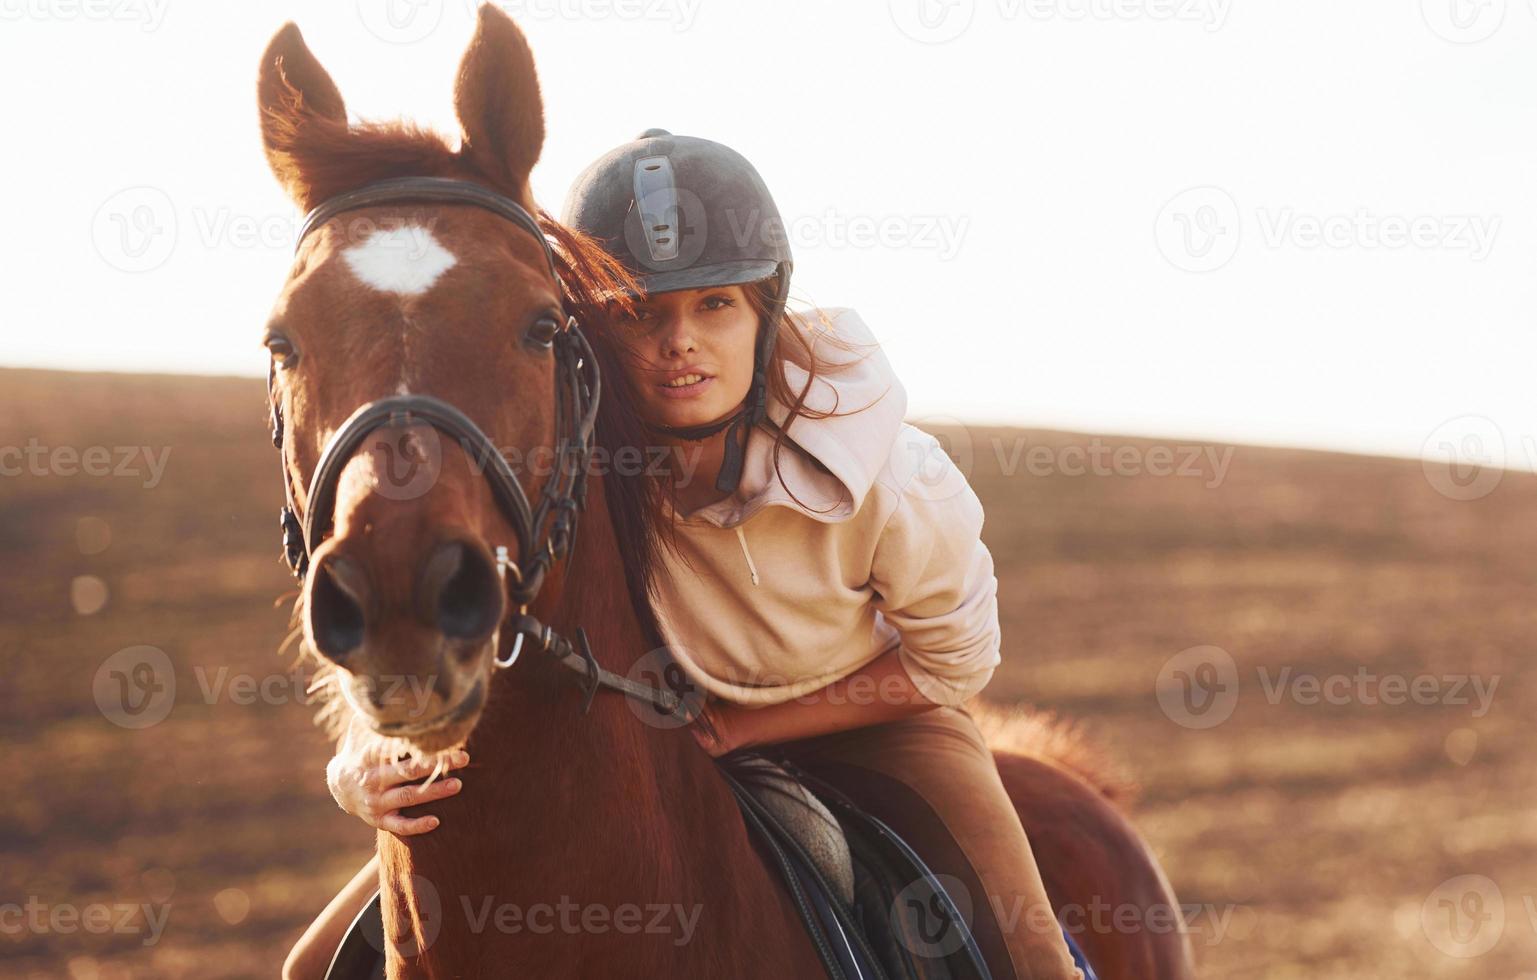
613, 284, 760, 431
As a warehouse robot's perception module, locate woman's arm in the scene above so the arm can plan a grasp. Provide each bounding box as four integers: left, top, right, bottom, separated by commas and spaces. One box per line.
691, 426, 1002, 757
869, 426, 1003, 707
692, 645, 939, 757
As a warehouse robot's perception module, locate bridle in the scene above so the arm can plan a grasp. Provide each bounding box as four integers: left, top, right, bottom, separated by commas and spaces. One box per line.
270, 176, 685, 721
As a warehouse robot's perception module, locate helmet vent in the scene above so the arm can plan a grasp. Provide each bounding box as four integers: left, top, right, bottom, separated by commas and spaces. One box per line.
633, 155, 681, 263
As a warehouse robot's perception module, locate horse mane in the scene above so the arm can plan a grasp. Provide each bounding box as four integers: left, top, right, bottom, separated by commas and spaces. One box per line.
966, 700, 1140, 806
539, 214, 674, 653
261, 79, 467, 207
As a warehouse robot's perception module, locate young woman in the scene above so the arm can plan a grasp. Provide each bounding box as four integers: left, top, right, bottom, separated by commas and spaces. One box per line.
285, 130, 1084, 980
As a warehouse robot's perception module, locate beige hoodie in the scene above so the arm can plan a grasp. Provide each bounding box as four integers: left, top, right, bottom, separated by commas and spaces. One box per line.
650, 307, 1001, 708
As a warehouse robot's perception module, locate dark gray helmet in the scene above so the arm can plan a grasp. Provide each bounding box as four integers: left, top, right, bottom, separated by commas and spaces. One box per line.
561, 128, 793, 495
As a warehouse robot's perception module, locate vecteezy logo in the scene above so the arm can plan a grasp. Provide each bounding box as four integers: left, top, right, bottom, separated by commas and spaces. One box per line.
1156, 645, 1239, 729
1422, 875, 1503, 958
888, 0, 976, 43
1421, 416, 1504, 501
92, 187, 177, 273
94, 645, 176, 729
625, 647, 708, 730
357, 0, 444, 44
1420, 0, 1506, 43
367, 425, 443, 503
365, 873, 442, 956
624, 186, 709, 272
892, 416, 974, 504
891, 873, 975, 959
1155, 186, 1242, 273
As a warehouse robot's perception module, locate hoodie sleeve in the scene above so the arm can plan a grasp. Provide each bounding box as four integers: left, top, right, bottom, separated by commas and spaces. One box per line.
868, 425, 1002, 706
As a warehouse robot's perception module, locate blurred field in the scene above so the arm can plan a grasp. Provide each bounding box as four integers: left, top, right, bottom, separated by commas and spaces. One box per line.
2, 366, 1533, 979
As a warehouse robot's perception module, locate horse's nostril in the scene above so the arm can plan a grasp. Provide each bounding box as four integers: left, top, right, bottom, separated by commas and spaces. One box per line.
309, 555, 370, 660
421, 540, 503, 642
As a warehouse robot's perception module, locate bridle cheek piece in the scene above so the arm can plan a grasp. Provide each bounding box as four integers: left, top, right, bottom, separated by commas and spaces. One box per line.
269, 176, 684, 721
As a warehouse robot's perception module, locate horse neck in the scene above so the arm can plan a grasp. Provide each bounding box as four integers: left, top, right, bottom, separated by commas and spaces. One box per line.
387, 470, 755, 904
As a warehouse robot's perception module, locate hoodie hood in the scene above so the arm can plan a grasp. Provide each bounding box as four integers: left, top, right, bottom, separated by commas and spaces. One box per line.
666, 307, 907, 529
647, 304, 1001, 706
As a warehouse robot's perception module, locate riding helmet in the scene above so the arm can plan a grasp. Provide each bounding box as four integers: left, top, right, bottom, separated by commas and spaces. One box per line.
561, 128, 793, 495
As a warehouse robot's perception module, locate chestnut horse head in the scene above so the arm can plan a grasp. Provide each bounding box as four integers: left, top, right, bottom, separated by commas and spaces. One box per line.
258, 7, 650, 758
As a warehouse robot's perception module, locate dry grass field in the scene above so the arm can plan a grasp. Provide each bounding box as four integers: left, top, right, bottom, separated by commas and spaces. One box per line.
2, 366, 1533, 978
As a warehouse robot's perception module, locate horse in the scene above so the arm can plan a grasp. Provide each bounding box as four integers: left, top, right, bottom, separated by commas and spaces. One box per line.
257, 7, 1196, 977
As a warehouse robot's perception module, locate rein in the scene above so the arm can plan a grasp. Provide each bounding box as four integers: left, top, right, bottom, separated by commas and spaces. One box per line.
270, 176, 686, 723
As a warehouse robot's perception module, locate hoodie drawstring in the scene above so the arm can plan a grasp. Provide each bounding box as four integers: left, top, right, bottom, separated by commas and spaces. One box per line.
734, 525, 760, 587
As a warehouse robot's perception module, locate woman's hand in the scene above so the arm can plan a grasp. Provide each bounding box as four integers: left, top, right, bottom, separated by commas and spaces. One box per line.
326, 744, 470, 835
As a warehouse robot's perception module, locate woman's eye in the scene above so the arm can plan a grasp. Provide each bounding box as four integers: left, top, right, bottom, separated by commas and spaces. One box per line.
616, 308, 655, 333
702, 295, 735, 311
266, 336, 298, 369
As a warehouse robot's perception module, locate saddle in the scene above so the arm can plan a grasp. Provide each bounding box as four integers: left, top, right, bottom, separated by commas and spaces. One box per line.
723, 754, 1098, 980
722, 753, 990, 980
322, 757, 1097, 980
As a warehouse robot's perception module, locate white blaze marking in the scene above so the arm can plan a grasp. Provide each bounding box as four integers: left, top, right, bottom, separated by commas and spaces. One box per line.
342, 225, 457, 295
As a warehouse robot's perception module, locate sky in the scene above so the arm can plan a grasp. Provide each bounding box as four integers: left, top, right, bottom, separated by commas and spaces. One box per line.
3, 0, 1535, 472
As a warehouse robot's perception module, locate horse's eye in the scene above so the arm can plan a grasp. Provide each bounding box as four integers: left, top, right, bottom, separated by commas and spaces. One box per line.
266, 335, 299, 369
527, 315, 561, 349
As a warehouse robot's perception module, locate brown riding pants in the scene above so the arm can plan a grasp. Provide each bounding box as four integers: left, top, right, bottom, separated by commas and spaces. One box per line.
775, 705, 1084, 980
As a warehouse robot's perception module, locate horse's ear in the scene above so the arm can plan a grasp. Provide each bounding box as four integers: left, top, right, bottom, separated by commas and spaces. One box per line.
453, 5, 544, 195
257, 22, 347, 206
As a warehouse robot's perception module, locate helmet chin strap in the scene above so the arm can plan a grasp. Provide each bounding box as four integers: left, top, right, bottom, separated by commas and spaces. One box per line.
645, 402, 745, 442
641, 383, 755, 494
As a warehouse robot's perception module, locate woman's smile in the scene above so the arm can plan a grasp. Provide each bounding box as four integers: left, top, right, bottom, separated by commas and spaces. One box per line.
657, 374, 716, 399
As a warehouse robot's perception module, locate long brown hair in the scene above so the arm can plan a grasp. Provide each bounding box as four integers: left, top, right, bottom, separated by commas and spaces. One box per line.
744, 276, 889, 515
538, 216, 672, 646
